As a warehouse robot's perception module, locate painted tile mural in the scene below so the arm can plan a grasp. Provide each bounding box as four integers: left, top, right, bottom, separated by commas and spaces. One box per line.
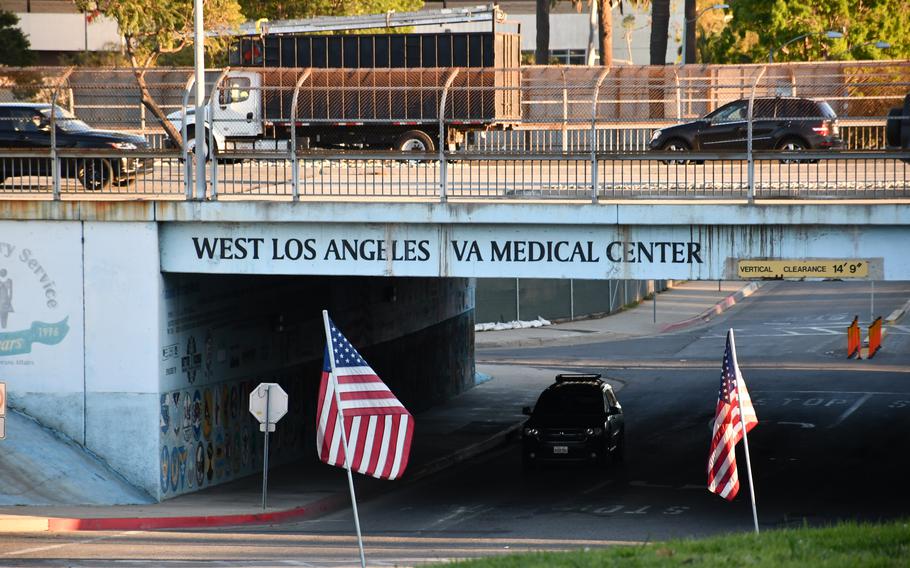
158, 274, 311, 499
157, 379, 307, 497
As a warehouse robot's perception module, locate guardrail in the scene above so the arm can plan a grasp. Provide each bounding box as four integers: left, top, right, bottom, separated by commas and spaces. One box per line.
1, 148, 907, 201
1, 61, 908, 202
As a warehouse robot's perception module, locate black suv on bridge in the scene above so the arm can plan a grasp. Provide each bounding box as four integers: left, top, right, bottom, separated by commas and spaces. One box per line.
521, 374, 625, 469
0, 103, 151, 190
649, 96, 843, 157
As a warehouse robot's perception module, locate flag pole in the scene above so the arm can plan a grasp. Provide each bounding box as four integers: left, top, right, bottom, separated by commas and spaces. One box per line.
729, 329, 760, 534
322, 310, 367, 568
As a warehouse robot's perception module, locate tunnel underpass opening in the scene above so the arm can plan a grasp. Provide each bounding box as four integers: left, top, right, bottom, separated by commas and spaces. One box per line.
157, 273, 474, 500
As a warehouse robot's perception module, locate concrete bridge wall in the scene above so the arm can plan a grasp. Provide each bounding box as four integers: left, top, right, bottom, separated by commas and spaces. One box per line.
1, 215, 474, 500
1, 198, 906, 499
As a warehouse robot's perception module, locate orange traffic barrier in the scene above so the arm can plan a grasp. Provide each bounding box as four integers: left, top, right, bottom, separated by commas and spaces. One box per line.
867, 316, 883, 359
847, 316, 861, 359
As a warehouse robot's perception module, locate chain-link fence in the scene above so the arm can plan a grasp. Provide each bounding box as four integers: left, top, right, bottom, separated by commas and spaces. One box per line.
0, 62, 907, 199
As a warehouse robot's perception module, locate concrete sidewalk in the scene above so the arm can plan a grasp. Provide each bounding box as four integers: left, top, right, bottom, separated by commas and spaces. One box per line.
0, 280, 759, 533
476, 280, 762, 349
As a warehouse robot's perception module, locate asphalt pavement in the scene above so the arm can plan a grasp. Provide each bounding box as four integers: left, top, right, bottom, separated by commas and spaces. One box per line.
0, 280, 780, 533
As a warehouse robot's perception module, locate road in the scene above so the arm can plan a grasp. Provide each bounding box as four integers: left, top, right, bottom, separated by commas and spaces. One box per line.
0, 281, 908, 567
0, 156, 906, 199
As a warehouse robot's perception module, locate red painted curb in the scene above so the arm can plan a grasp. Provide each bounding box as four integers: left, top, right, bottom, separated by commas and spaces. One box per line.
42, 494, 348, 532
659, 283, 761, 334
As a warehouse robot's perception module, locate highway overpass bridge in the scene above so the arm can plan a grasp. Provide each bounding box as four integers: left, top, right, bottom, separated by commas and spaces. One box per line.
0, 196, 907, 502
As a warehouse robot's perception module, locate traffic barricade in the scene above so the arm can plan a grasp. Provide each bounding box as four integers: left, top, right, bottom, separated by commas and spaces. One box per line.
847, 316, 861, 359
867, 316, 883, 359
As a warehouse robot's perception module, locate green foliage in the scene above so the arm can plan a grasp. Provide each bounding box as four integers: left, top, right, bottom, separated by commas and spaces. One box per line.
0, 10, 36, 66
702, 0, 910, 63
447, 519, 910, 567
76, 0, 245, 67
238, 0, 424, 21
62, 48, 131, 67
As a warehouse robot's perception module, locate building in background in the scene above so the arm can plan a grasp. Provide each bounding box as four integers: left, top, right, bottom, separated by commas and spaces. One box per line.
423, 1, 684, 65
0, 0, 122, 64
2, 1, 683, 67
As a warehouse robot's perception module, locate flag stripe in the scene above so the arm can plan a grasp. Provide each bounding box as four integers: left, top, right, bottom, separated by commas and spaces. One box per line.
349, 416, 363, 470
341, 398, 408, 410
340, 390, 402, 401
388, 414, 409, 480
338, 383, 394, 393
375, 415, 392, 478
335, 367, 379, 378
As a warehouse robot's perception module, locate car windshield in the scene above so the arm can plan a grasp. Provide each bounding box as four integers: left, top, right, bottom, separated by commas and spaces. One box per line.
534, 385, 604, 416
40, 108, 93, 133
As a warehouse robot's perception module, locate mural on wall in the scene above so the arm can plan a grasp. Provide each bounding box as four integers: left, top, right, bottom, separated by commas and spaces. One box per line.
0, 241, 71, 358
157, 378, 307, 496
158, 274, 311, 498
0, 222, 85, 439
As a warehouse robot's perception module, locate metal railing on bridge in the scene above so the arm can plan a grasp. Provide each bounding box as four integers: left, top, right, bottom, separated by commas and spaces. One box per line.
0, 61, 907, 201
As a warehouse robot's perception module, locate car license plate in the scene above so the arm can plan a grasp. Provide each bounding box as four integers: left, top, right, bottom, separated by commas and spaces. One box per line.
553, 446, 568, 454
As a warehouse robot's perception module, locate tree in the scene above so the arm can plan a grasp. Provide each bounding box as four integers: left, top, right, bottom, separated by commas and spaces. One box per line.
570, 0, 612, 66
238, 0, 424, 21
649, 0, 670, 64
537, 0, 551, 64
703, 0, 910, 63
0, 10, 35, 67
75, 0, 245, 146
683, 0, 695, 64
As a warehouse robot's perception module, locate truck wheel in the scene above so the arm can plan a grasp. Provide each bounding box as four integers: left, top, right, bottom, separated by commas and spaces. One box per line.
395, 130, 435, 153
78, 159, 114, 191
185, 128, 216, 161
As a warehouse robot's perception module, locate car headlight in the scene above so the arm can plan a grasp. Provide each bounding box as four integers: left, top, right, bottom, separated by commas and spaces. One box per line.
585, 427, 603, 436
109, 142, 137, 150
650, 129, 662, 143
523, 427, 539, 437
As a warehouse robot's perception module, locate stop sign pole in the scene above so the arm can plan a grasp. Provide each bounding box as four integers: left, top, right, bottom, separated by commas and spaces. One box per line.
249, 383, 288, 509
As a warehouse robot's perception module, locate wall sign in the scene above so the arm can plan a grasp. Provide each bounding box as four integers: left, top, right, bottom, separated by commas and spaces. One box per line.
160, 223, 713, 280
738, 259, 869, 279
159, 222, 893, 280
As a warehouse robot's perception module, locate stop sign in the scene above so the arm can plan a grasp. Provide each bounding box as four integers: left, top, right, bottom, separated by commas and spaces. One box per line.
249, 383, 288, 429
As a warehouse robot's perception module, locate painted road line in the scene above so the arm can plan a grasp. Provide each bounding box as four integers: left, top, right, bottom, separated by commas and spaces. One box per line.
2, 531, 138, 556
580, 479, 615, 495
829, 393, 874, 429
807, 327, 842, 335
777, 421, 816, 429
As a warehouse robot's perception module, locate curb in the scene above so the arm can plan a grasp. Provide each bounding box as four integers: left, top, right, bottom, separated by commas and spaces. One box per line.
885, 299, 910, 323
0, 425, 521, 533
0, 494, 349, 533
659, 282, 763, 333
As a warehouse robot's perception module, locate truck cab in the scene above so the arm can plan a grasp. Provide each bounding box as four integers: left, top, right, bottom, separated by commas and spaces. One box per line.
167, 71, 263, 156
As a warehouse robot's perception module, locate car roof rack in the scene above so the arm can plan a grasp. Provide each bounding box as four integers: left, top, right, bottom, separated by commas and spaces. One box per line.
555, 373, 602, 383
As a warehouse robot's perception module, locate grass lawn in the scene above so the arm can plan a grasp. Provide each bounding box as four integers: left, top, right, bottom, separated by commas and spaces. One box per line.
448, 520, 910, 567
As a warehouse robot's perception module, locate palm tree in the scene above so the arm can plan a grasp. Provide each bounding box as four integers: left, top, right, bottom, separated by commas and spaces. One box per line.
536, 0, 551, 64
650, 0, 670, 64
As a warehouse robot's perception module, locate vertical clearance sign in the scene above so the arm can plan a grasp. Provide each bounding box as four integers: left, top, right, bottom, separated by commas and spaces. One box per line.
159, 224, 714, 280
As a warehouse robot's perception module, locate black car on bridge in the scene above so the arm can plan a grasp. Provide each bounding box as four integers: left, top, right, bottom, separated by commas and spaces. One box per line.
0, 103, 152, 190
521, 373, 625, 469
649, 97, 843, 158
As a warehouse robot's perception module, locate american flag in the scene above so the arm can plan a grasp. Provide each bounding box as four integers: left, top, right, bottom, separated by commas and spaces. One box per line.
708, 329, 758, 501
316, 318, 414, 481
